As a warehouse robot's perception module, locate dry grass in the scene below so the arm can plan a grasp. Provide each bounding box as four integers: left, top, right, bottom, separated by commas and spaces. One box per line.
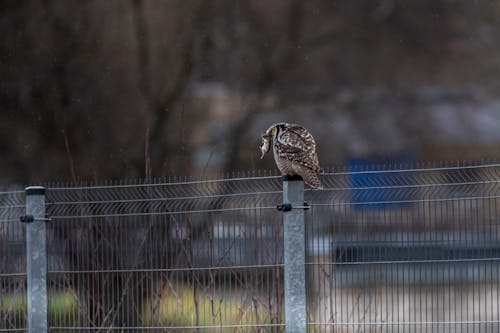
309, 282, 500, 333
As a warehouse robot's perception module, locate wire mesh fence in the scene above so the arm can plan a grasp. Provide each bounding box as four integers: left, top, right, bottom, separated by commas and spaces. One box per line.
45, 174, 284, 332
0, 162, 499, 332
306, 162, 500, 333
0, 188, 26, 332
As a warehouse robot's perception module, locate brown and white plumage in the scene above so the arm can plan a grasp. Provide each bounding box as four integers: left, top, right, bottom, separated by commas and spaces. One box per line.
260, 122, 323, 189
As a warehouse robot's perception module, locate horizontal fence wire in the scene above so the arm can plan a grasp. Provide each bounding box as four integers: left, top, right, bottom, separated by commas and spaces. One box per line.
306, 162, 500, 333
45, 174, 285, 332
48, 323, 286, 330
2, 162, 500, 332
0, 188, 26, 332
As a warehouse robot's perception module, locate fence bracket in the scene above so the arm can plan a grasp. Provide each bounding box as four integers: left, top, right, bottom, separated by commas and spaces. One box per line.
276, 201, 310, 212
20, 214, 51, 223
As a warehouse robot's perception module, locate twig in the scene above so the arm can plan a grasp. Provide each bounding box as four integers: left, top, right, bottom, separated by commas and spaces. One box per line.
62, 129, 78, 183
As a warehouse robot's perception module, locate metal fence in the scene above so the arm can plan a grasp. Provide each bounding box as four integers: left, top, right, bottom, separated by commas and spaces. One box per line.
1, 162, 499, 332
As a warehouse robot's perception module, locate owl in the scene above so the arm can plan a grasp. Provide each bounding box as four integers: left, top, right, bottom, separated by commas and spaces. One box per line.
260, 122, 323, 189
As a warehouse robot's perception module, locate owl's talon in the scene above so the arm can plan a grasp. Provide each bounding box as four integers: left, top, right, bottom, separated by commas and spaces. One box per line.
282, 175, 304, 182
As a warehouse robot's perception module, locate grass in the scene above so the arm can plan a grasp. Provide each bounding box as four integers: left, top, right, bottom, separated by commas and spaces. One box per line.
2, 292, 76, 316
2, 287, 282, 330
142, 285, 281, 330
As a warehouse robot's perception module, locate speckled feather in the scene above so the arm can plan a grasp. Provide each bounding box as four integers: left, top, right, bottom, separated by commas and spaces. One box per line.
276, 125, 322, 173
261, 122, 323, 189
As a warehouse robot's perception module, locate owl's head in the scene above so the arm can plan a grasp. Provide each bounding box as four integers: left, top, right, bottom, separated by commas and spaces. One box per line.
260, 122, 287, 158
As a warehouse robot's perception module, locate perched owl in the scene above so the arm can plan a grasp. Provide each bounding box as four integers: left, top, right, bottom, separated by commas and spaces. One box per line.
260, 122, 323, 189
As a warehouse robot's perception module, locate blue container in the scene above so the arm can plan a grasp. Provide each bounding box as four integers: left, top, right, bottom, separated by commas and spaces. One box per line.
348, 153, 416, 209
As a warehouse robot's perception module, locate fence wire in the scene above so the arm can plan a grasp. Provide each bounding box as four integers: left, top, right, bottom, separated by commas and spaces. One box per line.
45, 174, 284, 332
1, 162, 499, 332
306, 162, 500, 333
0, 188, 26, 332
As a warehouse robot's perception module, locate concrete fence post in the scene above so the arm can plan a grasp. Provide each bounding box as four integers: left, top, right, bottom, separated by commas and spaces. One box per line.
282, 178, 307, 332
24, 186, 48, 333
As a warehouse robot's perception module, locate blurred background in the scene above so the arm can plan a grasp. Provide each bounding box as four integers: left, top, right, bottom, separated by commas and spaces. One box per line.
1, 0, 500, 185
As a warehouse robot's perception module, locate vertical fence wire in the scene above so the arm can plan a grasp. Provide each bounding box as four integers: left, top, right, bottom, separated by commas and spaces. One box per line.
44, 174, 284, 332
1, 162, 499, 332
306, 162, 500, 333
0, 188, 26, 332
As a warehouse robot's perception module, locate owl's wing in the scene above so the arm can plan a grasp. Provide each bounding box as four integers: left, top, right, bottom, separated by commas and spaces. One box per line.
277, 125, 322, 172
282, 125, 316, 152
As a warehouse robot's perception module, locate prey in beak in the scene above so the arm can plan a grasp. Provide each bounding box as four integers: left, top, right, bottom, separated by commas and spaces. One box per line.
260, 134, 271, 159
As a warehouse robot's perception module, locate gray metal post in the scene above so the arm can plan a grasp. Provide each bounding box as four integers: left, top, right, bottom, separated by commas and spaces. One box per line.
282, 179, 307, 333
25, 186, 48, 333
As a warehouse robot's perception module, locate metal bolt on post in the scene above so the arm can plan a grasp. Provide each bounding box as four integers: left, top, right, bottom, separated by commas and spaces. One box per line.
23, 186, 48, 333
281, 176, 307, 333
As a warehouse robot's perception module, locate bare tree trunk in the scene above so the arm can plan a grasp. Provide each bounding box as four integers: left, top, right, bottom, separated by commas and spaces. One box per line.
223, 0, 304, 174
132, 0, 206, 176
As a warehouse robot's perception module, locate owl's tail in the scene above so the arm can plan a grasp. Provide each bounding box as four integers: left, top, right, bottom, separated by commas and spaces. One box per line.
303, 168, 323, 189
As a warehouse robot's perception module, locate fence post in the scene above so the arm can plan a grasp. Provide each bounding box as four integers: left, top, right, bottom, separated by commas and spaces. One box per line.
24, 186, 48, 333
282, 177, 307, 333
